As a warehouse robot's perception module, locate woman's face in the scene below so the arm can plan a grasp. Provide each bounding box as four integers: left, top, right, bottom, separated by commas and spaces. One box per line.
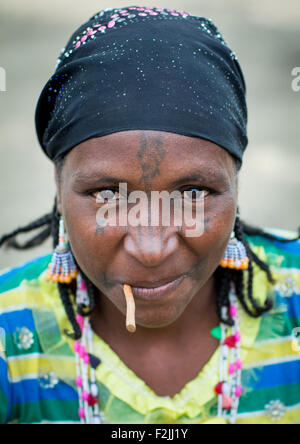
55, 130, 238, 328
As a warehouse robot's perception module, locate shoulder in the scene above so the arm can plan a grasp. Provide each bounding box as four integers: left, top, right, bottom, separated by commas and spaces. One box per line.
0, 254, 53, 339
236, 228, 300, 423
245, 226, 300, 317
0, 254, 53, 346
244, 227, 300, 315
0, 253, 52, 295
0, 254, 53, 362
244, 227, 300, 270
0, 254, 79, 424
0, 255, 51, 423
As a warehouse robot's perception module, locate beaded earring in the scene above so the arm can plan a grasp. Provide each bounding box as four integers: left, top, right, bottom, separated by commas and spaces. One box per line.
46, 216, 78, 283
220, 216, 249, 270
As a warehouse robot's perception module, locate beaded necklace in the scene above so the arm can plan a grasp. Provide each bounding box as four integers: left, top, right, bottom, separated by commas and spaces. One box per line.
213, 282, 243, 424
73, 274, 105, 424
73, 274, 242, 424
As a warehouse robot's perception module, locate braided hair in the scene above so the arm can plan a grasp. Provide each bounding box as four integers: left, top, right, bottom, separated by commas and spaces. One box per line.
1, 154, 299, 339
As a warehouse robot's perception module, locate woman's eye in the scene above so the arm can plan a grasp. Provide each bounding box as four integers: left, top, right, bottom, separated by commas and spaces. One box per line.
182, 187, 209, 200
93, 189, 120, 202
89, 187, 209, 202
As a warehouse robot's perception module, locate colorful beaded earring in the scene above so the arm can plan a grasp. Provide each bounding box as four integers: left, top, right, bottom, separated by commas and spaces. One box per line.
46, 216, 78, 283
220, 215, 249, 270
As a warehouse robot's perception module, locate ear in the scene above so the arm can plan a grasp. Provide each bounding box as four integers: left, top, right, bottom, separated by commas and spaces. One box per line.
54, 165, 63, 216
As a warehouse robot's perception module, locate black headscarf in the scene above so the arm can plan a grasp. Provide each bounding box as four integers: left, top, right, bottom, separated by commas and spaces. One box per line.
35, 5, 248, 163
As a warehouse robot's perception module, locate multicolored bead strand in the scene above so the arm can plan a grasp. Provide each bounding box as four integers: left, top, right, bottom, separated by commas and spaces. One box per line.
80, 317, 92, 422
74, 341, 84, 423
74, 273, 104, 424
215, 282, 242, 424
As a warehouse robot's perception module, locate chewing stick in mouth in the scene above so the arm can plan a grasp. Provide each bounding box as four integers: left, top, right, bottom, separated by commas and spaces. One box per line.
123, 284, 136, 333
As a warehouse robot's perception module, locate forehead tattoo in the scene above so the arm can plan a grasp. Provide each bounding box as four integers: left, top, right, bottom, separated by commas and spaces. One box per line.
137, 131, 166, 192
135, 131, 166, 246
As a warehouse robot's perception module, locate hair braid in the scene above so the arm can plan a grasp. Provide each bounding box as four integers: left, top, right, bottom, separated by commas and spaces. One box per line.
231, 269, 254, 316
243, 221, 300, 243
234, 217, 274, 317
239, 219, 276, 285
74, 263, 97, 317
215, 267, 234, 326
0, 213, 52, 250
58, 282, 82, 340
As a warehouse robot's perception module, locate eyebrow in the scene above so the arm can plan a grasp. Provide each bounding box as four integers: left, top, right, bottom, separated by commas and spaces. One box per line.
72, 170, 229, 187
72, 172, 127, 184
170, 172, 229, 187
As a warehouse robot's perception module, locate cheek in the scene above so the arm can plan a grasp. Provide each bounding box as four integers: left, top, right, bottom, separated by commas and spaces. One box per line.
184, 194, 236, 268
62, 194, 123, 277
205, 195, 236, 240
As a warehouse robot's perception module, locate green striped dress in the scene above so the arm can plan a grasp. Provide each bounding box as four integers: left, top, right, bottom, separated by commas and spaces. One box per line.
0, 228, 299, 424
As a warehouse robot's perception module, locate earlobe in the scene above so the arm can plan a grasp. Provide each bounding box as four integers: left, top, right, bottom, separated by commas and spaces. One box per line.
54, 194, 62, 217
57, 200, 62, 215
54, 192, 62, 218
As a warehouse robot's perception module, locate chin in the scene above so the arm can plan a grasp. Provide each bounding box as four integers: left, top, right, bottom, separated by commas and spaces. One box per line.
135, 306, 183, 329
137, 319, 174, 329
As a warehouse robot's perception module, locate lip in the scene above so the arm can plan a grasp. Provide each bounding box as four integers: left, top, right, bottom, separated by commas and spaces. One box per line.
125, 275, 185, 301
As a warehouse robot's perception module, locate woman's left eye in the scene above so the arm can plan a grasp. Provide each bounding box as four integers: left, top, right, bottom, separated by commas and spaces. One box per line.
182, 187, 210, 200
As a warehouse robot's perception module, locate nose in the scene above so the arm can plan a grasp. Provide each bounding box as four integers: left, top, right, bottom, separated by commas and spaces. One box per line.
123, 225, 179, 267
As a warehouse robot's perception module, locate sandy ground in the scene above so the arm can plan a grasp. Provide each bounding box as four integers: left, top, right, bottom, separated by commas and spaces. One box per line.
0, 0, 299, 269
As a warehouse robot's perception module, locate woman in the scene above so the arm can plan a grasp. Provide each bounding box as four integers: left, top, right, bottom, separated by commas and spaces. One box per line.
0, 5, 300, 424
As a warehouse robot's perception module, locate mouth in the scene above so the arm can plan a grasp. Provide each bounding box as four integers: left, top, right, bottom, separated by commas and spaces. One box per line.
124, 275, 185, 301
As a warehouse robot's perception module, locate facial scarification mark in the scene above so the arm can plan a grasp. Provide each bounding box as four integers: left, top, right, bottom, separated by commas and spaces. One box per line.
176, 217, 210, 234
185, 257, 207, 282
96, 226, 105, 235
135, 132, 167, 246
160, 225, 165, 246
204, 216, 211, 233
102, 271, 117, 290
137, 222, 143, 246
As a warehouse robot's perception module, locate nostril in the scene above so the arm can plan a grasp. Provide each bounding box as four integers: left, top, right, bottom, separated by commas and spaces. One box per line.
165, 236, 178, 255
123, 230, 179, 267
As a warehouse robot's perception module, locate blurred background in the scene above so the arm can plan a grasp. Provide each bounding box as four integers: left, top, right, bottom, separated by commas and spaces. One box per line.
0, 0, 299, 269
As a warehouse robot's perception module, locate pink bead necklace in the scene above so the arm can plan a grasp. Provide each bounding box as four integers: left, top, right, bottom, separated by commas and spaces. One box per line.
73, 274, 242, 424
74, 274, 105, 424
214, 282, 243, 424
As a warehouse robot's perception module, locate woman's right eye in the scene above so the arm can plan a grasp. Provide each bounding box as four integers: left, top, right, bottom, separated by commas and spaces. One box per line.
92, 189, 121, 202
